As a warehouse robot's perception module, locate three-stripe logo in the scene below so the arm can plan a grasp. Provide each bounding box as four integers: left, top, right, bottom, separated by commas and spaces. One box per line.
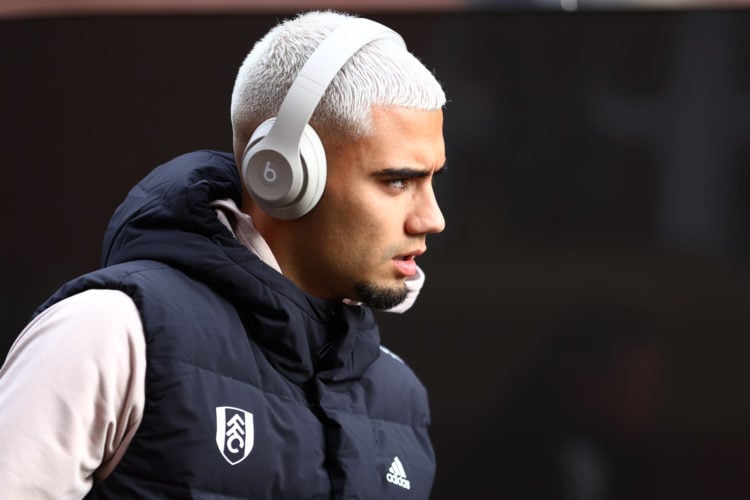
386, 456, 411, 490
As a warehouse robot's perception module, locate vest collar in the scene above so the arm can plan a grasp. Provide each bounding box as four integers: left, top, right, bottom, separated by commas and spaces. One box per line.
103, 150, 381, 385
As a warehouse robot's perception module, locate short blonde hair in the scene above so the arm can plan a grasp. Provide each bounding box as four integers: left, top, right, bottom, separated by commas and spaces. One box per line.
230, 10, 446, 161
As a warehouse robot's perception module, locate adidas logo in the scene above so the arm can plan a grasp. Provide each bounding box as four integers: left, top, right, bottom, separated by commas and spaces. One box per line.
386, 456, 411, 490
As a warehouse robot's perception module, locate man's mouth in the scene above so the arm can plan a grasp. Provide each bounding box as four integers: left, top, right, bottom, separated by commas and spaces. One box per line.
392, 251, 422, 277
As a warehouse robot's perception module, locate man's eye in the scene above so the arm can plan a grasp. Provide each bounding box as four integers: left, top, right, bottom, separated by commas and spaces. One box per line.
388, 179, 407, 190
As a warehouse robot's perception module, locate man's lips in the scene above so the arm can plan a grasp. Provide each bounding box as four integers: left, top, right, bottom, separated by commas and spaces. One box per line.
392, 250, 424, 277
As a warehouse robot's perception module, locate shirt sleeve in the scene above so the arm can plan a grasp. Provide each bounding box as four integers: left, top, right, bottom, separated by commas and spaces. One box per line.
0, 289, 146, 498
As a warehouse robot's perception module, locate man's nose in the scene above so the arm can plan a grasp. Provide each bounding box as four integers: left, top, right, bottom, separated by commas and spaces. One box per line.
406, 187, 445, 235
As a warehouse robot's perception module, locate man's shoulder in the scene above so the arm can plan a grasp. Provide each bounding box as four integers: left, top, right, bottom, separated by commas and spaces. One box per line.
73, 261, 197, 296
31, 288, 141, 336
34, 261, 206, 327
373, 344, 423, 385
358, 344, 431, 426
52, 288, 138, 316
378, 344, 406, 364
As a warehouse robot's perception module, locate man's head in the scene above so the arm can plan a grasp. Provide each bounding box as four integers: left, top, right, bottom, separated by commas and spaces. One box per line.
230, 11, 447, 308
230, 10, 445, 160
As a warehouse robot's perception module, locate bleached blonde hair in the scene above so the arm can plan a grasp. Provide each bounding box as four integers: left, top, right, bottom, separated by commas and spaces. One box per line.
230, 10, 446, 162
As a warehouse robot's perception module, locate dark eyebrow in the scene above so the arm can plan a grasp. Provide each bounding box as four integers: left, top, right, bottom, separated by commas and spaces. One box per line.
373, 163, 447, 179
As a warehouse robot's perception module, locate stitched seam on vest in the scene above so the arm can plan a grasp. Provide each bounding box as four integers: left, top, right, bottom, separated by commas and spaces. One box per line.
148, 354, 308, 407
147, 356, 428, 428
123, 260, 356, 331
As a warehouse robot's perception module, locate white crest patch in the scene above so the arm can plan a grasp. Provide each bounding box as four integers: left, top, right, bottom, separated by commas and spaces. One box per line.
215, 406, 254, 465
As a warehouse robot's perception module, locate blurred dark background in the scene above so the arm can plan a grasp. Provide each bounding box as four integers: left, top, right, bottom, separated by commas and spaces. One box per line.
2, 4, 750, 499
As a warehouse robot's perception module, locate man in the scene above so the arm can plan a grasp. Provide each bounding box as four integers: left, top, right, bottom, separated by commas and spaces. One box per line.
0, 10, 446, 499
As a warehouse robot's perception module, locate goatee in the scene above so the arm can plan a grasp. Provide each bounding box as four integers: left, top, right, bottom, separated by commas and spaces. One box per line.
354, 281, 408, 310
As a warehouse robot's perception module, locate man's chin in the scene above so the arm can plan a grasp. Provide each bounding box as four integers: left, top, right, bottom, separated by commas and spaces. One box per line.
353, 281, 408, 310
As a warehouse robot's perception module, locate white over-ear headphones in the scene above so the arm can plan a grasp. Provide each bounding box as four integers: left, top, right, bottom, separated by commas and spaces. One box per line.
240, 18, 405, 220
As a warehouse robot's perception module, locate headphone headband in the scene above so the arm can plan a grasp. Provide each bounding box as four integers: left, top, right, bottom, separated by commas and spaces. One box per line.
266, 18, 405, 148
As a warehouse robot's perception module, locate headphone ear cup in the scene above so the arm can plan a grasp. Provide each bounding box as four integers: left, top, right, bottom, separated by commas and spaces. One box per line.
241, 118, 327, 220
242, 118, 284, 212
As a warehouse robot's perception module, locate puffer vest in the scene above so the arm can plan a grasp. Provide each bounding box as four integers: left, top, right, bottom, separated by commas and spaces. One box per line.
37, 259, 435, 499
34, 150, 435, 498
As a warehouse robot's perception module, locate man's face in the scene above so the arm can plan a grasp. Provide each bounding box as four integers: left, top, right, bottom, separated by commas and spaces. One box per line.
283, 106, 446, 308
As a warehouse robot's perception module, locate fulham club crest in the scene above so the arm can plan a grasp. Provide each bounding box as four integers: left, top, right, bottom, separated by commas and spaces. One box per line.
215, 406, 254, 465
